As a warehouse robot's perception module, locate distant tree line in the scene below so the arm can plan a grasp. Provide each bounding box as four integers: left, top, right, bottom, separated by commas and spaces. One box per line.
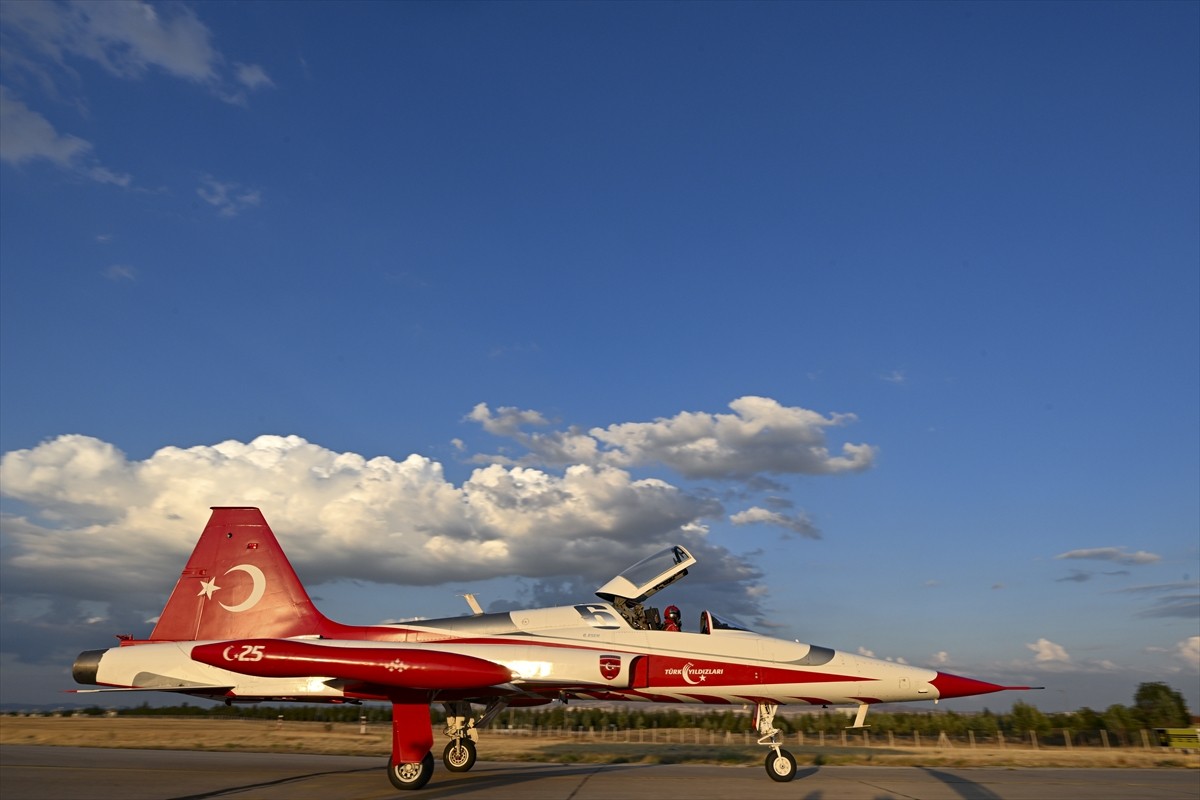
46, 682, 1192, 737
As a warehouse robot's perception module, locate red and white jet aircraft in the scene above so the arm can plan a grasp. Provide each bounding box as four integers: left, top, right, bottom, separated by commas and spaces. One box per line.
72, 507, 1036, 790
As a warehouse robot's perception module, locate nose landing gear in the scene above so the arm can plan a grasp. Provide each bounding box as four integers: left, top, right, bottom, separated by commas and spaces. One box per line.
754, 703, 797, 782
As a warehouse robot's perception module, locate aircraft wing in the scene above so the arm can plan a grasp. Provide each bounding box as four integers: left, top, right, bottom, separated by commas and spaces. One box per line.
67, 685, 235, 695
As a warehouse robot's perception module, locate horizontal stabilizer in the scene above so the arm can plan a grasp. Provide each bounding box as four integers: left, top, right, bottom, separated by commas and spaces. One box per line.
67, 685, 235, 694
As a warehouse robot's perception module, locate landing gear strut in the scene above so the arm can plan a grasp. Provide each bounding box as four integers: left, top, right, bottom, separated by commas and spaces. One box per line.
754, 703, 797, 782
387, 701, 435, 791
440, 699, 507, 773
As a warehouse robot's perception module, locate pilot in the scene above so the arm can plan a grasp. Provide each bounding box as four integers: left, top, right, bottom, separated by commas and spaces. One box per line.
663, 605, 682, 632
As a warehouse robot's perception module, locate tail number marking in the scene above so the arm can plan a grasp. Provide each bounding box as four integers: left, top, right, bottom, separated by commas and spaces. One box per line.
222, 644, 266, 662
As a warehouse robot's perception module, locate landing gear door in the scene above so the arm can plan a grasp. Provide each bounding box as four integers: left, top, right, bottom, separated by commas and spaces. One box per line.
595, 545, 696, 605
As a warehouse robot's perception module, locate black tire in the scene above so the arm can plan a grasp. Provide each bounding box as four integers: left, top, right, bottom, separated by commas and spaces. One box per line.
387, 752, 435, 790
765, 748, 797, 782
442, 738, 477, 772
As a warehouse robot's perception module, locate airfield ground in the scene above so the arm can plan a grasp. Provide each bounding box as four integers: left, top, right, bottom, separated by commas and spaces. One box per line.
2, 716, 1195, 769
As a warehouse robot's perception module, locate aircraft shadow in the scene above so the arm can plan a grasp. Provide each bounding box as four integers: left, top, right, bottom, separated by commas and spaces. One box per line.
164, 766, 379, 800
790, 766, 1001, 800
163, 762, 651, 800
416, 760, 835, 797
413, 761, 655, 797
426, 763, 833, 797
916, 767, 1004, 800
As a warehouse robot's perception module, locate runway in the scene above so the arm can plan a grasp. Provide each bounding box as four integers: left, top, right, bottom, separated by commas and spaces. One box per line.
1, 746, 1196, 800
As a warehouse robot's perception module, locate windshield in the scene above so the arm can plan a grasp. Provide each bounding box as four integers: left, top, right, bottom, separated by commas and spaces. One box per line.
620, 546, 691, 587
703, 610, 755, 633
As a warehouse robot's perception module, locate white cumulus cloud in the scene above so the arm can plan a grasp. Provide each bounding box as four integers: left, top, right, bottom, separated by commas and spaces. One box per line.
729, 506, 820, 539
1026, 637, 1071, 663
1054, 547, 1161, 566
0, 398, 877, 667
466, 403, 552, 437
1176, 636, 1200, 671
593, 396, 875, 478
470, 396, 876, 480
0, 433, 739, 600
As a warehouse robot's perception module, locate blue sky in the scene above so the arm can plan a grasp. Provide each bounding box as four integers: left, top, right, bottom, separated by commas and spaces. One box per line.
1, 1, 1196, 714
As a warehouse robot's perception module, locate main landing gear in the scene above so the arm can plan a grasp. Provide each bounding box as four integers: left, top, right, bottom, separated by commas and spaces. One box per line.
440, 701, 480, 773
440, 700, 506, 773
385, 699, 508, 790
386, 702, 436, 790
387, 752, 434, 790
754, 703, 797, 782
442, 737, 477, 771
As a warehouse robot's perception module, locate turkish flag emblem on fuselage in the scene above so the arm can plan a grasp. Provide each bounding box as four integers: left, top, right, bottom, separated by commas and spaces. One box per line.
599, 655, 621, 680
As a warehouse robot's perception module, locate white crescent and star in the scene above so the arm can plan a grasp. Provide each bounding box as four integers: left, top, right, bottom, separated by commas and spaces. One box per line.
195, 564, 267, 613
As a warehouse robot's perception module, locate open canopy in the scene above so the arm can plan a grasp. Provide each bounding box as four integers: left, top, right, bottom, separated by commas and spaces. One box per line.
595, 545, 696, 605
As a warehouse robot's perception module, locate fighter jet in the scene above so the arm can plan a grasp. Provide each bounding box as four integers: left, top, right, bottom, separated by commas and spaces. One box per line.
71, 507, 1036, 790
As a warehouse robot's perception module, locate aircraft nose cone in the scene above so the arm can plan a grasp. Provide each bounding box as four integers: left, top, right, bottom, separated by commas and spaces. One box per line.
930, 671, 1006, 699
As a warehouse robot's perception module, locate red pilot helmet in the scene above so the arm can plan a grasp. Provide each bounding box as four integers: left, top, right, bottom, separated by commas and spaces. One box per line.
665, 605, 680, 622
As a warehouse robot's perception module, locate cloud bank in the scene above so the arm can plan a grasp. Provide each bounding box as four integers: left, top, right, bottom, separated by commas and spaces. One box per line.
0, 397, 868, 657
468, 396, 876, 478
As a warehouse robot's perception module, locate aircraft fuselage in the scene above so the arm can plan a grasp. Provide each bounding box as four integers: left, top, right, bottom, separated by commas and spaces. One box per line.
76, 601, 989, 707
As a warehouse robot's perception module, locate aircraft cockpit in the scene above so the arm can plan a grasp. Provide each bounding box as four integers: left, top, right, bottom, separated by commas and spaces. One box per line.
595, 545, 761, 634
595, 545, 696, 630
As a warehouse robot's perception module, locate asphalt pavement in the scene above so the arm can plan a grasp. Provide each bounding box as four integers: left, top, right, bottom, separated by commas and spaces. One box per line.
1, 745, 1197, 800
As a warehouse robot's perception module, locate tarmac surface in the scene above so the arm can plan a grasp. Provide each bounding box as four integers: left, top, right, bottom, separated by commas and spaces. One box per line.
2, 745, 1197, 800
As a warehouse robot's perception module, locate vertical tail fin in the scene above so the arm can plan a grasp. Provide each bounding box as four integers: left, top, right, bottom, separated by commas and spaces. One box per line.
149, 507, 331, 641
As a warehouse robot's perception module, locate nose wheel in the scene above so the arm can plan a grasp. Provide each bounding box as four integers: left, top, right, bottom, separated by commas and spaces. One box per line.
765, 747, 797, 781
754, 702, 798, 782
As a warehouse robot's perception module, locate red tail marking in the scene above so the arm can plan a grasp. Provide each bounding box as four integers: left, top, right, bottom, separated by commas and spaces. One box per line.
149, 507, 333, 641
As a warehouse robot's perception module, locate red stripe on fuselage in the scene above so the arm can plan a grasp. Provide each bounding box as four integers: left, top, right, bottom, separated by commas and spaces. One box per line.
646, 655, 868, 688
